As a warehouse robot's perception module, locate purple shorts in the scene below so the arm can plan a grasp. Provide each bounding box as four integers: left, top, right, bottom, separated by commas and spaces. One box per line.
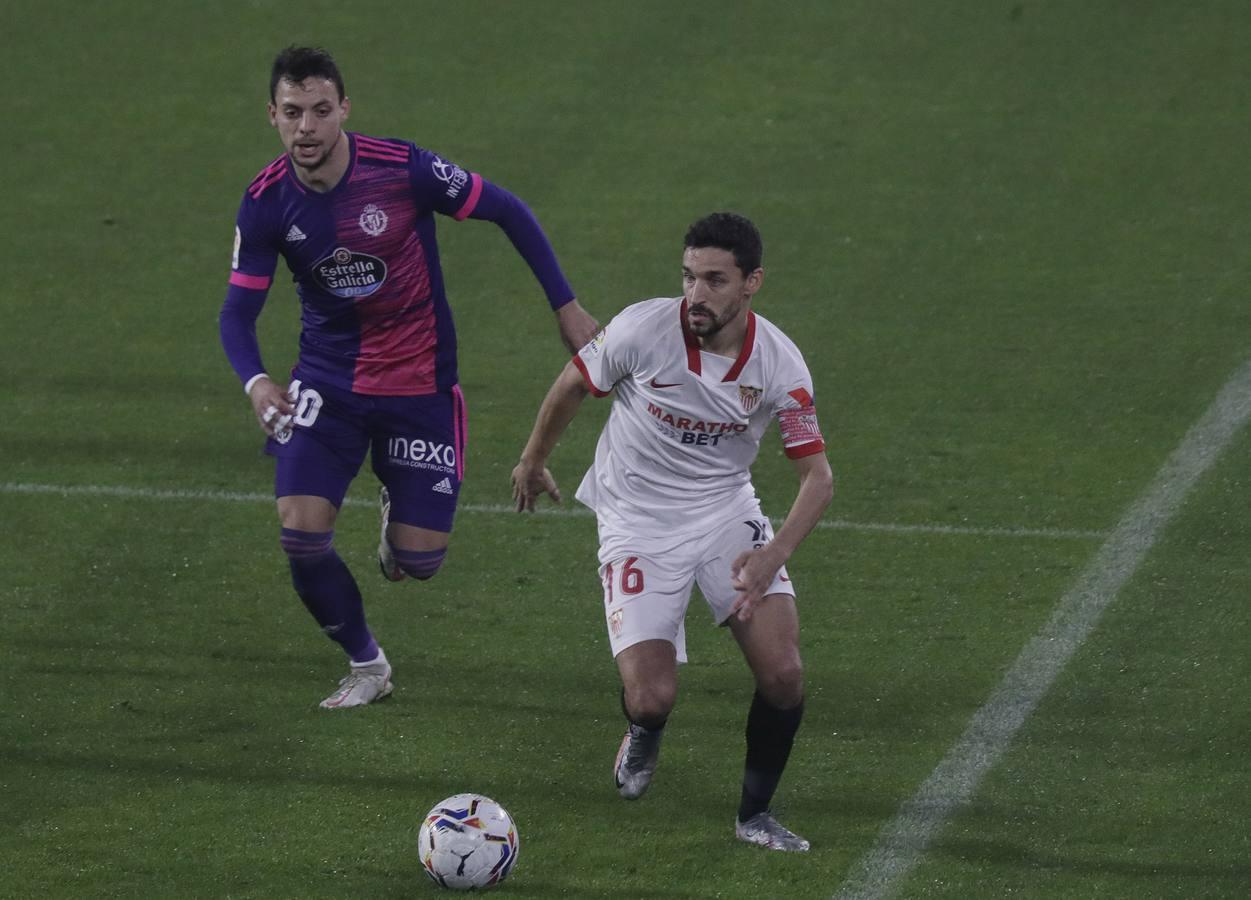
266, 378, 467, 533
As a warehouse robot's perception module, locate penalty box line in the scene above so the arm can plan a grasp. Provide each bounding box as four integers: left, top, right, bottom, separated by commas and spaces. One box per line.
833, 354, 1251, 900
0, 481, 1104, 542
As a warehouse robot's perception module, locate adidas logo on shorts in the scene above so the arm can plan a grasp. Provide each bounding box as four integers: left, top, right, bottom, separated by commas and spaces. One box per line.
431, 477, 454, 495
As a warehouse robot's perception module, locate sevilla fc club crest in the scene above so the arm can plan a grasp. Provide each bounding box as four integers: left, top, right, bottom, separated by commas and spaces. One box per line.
608, 609, 624, 638
739, 385, 762, 413
358, 203, 388, 236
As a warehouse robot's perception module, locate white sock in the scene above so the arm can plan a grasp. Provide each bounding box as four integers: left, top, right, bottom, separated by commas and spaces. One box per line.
351, 647, 388, 668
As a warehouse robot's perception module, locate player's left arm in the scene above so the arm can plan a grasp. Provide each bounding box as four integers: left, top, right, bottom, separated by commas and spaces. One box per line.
730, 451, 834, 621
414, 148, 599, 351
461, 180, 598, 352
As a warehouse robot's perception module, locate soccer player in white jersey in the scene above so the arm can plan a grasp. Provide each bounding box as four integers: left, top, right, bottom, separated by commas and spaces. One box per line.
511, 212, 833, 852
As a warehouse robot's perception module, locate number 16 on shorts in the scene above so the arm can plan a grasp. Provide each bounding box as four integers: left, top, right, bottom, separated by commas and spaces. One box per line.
600, 556, 690, 659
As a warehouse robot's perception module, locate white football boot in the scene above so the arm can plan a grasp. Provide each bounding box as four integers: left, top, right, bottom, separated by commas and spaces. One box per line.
734, 811, 810, 852
319, 658, 393, 709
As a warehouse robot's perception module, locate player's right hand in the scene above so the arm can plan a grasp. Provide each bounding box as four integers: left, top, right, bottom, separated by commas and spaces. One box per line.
511, 461, 561, 512
247, 375, 296, 438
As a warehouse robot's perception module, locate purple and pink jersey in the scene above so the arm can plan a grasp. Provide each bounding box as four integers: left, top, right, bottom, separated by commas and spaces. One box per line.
221, 132, 574, 396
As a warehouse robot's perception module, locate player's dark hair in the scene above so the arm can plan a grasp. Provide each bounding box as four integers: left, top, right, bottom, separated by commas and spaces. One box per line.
683, 212, 763, 276
270, 46, 345, 102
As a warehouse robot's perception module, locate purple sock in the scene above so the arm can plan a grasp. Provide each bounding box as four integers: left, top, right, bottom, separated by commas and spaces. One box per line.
280, 528, 380, 663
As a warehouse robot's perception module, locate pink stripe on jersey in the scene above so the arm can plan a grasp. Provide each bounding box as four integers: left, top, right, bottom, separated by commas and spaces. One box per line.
249, 172, 284, 199
355, 136, 410, 161
358, 149, 410, 163
248, 155, 285, 186
355, 134, 406, 150
229, 271, 272, 290
247, 155, 289, 198
349, 215, 437, 393
452, 384, 466, 482
453, 173, 483, 221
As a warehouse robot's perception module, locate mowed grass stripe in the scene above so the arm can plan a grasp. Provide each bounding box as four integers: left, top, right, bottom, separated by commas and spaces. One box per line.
0, 481, 1105, 541
833, 353, 1251, 900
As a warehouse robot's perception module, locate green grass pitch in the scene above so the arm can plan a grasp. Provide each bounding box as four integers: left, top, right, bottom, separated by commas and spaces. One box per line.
4, 2, 1251, 897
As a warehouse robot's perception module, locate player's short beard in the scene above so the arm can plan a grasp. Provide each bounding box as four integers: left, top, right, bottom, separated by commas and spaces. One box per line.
290, 130, 340, 172
687, 305, 722, 338
687, 297, 744, 339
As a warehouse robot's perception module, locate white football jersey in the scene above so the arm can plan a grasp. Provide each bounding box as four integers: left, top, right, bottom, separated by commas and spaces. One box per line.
573, 296, 825, 550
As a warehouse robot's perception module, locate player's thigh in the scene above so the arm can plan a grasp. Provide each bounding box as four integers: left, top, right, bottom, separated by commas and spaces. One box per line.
271, 381, 369, 510
727, 592, 803, 695
369, 388, 465, 534
600, 555, 695, 665
694, 515, 796, 626
615, 639, 679, 703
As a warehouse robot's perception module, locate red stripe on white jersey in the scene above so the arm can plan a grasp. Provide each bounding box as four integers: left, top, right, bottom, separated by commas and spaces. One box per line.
572, 354, 612, 397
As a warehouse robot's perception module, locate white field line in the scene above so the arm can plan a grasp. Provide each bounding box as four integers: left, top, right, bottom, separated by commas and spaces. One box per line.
833, 355, 1251, 900
0, 481, 1104, 541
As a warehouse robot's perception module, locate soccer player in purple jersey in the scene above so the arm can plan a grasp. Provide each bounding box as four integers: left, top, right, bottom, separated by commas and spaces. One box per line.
219, 46, 597, 709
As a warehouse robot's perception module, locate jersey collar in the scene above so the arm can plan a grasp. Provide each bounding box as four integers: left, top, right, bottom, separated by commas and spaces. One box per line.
679, 298, 757, 382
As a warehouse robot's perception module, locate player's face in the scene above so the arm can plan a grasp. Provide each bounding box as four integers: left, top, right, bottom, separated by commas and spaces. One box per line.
682, 247, 763, 340
268, 77, 350, 172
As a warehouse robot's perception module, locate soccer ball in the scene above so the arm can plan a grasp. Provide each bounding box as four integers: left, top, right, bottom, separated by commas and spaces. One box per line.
418, 793, 520, 890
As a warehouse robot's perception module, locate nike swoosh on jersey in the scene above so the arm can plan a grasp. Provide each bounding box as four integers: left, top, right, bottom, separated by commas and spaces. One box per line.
649, 377, 682, 388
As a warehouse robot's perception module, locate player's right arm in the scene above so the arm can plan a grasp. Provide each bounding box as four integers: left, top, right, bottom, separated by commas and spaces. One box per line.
218, 198, 293, 437
512, 307, 639, 511
511, 361, 590, 512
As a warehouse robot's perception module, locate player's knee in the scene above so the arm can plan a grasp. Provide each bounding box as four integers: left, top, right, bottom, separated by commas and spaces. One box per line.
391, 544, 447, 581
756, 657, 804, 710
625, 681, 676, 726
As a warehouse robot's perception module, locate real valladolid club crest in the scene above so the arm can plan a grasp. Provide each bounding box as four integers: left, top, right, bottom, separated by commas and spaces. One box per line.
739, 385, 763, 413
358, 203, 388, 237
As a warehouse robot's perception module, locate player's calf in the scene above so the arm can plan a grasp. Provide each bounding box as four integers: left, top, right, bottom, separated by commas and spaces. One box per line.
388, 546, 446, 580
378, 486, 448, 581
280, 527, 382, 666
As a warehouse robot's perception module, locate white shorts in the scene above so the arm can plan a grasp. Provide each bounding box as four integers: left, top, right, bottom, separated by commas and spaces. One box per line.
598, 513, 795, 663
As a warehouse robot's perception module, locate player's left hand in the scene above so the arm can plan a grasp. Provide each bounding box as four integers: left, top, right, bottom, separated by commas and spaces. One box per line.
511, 461, 562, 512
729, 544, 786, 622
555, 300, 599, 354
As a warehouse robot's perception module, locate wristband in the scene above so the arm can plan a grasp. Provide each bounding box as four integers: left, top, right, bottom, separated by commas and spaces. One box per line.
244, 373, 269, 396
